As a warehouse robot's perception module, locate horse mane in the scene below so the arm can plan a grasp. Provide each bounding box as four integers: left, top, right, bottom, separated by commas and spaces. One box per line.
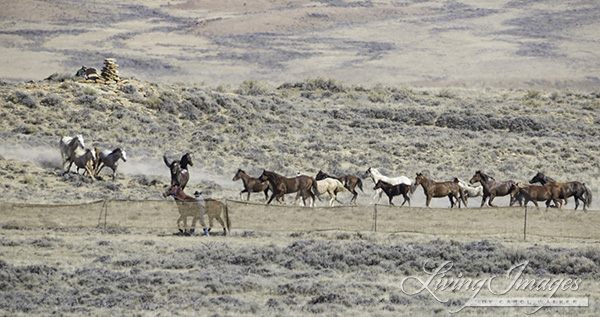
181, 153, 193, 168
111, 148, 122, 154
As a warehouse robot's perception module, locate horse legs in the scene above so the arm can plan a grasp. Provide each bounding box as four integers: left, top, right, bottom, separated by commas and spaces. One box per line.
263, 188, 269, 201
448, 194, 455, 208
487, 194, 497, 207
388, 194, 394, 206
426, 195, 432, 207
350, 189, 358, 205
480, 193, 488, 208
401, 193, 410, 207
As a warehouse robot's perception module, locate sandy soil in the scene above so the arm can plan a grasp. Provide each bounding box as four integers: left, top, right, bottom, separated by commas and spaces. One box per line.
0, 0, 599, 89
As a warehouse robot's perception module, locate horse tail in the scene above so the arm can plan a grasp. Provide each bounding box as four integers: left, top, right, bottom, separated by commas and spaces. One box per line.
584, 184, 592, 209
163, 155, 171, 167
224, 201, 231, 234
357, 178, 364, 192
311, 178, 320, 200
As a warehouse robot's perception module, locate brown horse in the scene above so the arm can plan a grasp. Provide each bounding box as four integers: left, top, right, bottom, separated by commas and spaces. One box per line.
469, 171, 521, 207
163, 185, 230, 236
530, 172, 592, 210
232, 169, 270, 201
259, 170, 317, 207
164, 153, 193, 190
316, 170, 364, 205
509, 182, 563, 210
415, 173, 465, 208
373, 180, 412, 207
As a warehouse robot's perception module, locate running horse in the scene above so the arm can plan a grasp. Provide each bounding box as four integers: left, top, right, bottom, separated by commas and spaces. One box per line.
509, 182, 564, 211
529, 172, 592, 210
469, 171, 521, 207
164, 153, 193, 190
365, 167, 412, 204
373, 180, 413, 207
232, 169, 270, 201
259, 170, 317, 207
163, 185, 230, 236
316, 170, 363, 205
415, 173, 465, 208
96, 147, 127, 179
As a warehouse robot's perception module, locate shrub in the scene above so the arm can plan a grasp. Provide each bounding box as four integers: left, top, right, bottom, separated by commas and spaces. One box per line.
9, 91, 37, 108
40, 94, 63, 107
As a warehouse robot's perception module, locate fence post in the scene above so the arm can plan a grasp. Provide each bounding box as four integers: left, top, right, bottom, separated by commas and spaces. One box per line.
97, 199, 108, 232
373, 204, 378, 232
523, 206, 527, 241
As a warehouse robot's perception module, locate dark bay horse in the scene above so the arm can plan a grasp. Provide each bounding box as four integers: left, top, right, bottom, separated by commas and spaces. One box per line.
530, 172, 592, 210
259, 170, 317, 207
164, 153, 193, 190
232, 169, 270, 201
415, 173, 465, 208
509, 182, 563, 210
163, 185, 230, 236
316, 170, 364, 205
374, 180, 412, 207
469, 171, 521, 207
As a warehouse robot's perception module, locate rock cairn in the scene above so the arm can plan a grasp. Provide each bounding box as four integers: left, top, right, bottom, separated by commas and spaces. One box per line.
101, 58, 119, 82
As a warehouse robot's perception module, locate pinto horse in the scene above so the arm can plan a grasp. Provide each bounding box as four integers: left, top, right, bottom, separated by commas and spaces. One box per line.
469, 171, 521, 207
374, 180, 413, 207
530, 172, 592, 210
163, 185, 230, 236
415, 173, 465, 208
259, 170, 317, 207
232, 169, 270, 201
454, 177, 483, 207
316, 170, 363, 205
164, 153, 193, 190
510, 182, 563, 211
365, 167, 412, 204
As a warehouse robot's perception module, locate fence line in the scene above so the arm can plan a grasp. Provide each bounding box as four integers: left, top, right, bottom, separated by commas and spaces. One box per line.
0, 200, 598, 240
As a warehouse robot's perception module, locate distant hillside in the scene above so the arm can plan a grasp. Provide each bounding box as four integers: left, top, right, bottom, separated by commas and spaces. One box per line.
0, 75, 598, 207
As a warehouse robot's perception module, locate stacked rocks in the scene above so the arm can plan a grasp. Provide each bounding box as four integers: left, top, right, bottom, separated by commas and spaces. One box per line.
101, 58, 119, 82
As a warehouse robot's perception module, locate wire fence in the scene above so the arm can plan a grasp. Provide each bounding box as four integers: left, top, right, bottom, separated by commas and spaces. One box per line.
1, 200, 599, 240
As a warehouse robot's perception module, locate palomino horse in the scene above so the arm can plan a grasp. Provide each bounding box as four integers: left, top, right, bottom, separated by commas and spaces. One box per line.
314, 177, 346, 206
316, 171, 363, 205
96, 147, 127, 179
259, 170, 317, 207
374, 180, 413, 207
415, 173, 465, 208
232, 169, 270, 201
59, 135, 85, 173
164, 153, 193, 190
469, 171, 521, 207
530, 172, 592, 210
163, 185, 230, 236
454, 178, 483, 207
365, 167, 412, 203
510, 182, 563, 211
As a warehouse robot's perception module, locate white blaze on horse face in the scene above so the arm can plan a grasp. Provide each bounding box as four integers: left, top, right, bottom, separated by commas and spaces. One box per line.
121, 150, 127, 162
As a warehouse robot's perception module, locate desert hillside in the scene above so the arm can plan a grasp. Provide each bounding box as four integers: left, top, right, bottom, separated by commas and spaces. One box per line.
0, 0, 599, 89
0, 76, 598, 208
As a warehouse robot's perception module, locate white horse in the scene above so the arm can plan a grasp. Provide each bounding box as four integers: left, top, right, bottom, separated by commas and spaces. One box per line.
72, 147, 96, 181
96, 147, 127, 179
59, 135, 85, 172
314, 178, 346, 206
454, 178, 483, 207
365, 167, 412, 203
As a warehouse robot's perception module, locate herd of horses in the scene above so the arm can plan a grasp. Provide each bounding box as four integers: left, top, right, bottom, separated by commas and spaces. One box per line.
58, 136, 593, 236
233, 167, 592, 212
59, 135, 127, 181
